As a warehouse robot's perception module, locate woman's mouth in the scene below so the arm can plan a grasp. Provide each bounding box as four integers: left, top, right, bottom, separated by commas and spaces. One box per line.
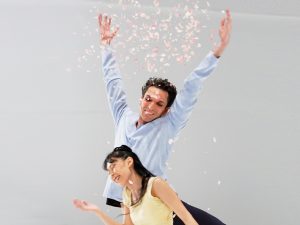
113, 175, 120, 183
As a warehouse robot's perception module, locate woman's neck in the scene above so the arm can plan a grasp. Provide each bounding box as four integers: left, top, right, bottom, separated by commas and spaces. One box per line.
126, 172, 143, 203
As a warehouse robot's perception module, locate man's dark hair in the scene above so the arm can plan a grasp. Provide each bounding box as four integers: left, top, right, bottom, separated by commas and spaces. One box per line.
141, 77, 177, 107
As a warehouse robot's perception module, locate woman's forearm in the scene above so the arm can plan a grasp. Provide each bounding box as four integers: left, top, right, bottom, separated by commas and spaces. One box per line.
181, 215, 199, 225
94, 208, 123, 225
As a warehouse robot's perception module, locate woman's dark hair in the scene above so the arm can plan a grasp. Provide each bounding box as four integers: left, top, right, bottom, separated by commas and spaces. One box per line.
103, 145, 155, 206
142, 77, 177, 107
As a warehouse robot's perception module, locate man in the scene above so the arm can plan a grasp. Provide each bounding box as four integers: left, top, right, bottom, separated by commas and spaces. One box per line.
99, 9, 232, 224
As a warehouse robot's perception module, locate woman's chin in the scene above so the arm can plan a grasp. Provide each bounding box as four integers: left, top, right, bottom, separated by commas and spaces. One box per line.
114, 181, 125, 187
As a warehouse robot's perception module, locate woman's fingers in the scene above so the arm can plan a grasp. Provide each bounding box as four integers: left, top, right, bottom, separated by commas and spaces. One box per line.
73, 199, 82, 208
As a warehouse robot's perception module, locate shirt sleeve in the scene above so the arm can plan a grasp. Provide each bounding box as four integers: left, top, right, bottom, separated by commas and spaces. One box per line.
167, 51, 219, 134
102, 46, 128, 125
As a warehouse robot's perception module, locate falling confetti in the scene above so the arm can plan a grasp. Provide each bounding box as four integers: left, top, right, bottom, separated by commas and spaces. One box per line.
74, 0, 214, 76
165, 162, 172, 170
153, 0, 159, 8
212, 137, 217, 143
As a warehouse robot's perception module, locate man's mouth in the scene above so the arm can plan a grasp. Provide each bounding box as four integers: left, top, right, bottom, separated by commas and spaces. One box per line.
144, 110, 154, 115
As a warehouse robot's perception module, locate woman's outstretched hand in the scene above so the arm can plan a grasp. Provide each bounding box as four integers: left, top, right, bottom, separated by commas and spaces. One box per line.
98, 14, 119, 45
73, 199, 100, 212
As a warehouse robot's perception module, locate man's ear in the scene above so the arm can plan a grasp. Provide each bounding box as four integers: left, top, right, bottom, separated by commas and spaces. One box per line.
161, 107, 170, 116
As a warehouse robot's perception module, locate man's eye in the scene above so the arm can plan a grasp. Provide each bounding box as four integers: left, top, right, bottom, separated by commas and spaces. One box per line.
145, 97, 151, 101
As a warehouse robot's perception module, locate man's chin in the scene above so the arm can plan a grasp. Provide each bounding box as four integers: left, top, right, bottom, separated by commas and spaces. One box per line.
142, 116, 156, 123
138, 114, 159, 125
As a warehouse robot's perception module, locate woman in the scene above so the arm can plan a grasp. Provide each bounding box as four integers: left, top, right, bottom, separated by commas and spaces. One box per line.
73, 145, 199, 225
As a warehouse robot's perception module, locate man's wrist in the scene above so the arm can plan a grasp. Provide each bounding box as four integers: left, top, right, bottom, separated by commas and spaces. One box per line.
213, 51, 222, 58
213, 44, 227, 58
101, 40, 110, 46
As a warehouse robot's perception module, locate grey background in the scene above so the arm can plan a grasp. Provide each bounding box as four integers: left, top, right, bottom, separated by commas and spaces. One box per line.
0, 0, 299, 225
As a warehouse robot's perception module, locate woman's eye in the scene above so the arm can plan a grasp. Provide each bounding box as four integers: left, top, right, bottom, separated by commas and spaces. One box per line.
110, 164, 115, 169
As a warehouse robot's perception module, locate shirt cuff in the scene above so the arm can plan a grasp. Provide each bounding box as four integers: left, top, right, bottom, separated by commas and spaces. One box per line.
207, 51, 220, 63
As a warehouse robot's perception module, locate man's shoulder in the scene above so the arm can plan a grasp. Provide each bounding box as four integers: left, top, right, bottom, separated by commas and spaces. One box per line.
118, 109, 138, 123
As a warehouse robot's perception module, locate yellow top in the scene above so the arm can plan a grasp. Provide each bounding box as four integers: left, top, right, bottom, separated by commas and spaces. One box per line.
122, 177, 173, 225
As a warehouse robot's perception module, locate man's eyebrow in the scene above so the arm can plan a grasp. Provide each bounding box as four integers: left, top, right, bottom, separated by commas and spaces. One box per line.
146, 94, 166, 101
156, 99, 166, 104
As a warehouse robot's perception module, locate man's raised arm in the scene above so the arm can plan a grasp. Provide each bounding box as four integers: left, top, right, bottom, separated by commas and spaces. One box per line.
168, 10, 232, 133
99, 15, 127, 125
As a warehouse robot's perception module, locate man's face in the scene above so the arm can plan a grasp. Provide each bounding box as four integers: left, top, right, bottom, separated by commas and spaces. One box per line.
139, 86, 169, 124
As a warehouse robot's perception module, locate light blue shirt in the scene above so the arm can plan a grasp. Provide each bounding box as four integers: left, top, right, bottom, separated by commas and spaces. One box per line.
102, 47, 219, 201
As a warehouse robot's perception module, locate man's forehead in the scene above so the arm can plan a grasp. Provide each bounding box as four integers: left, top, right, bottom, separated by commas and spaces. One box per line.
145, 87, 168, 101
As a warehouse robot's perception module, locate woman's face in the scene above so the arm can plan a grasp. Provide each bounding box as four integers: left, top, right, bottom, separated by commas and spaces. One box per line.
106, 157, 132, 187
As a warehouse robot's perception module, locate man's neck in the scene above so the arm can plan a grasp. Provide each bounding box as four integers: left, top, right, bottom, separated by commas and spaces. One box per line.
136, 117, 147, 128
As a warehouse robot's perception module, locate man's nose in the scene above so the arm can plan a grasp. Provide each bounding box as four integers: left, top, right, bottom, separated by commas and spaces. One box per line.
148, 102, 155, 109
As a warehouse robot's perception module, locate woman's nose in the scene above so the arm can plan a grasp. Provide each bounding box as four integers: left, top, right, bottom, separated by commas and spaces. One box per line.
107, 168, 113, 175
